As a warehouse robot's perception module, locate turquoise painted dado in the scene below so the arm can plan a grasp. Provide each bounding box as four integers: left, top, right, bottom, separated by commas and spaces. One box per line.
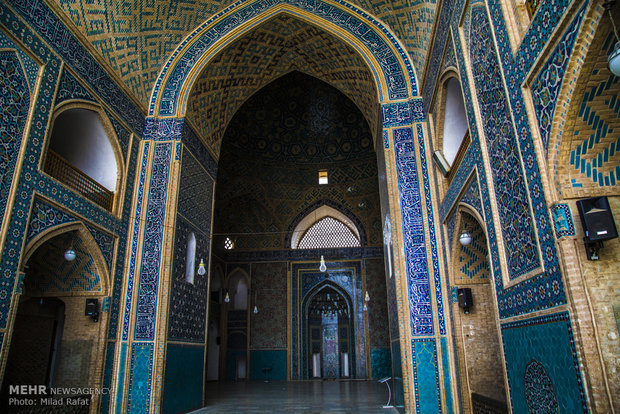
163, 345, 205, 414
249, 350, 287, 381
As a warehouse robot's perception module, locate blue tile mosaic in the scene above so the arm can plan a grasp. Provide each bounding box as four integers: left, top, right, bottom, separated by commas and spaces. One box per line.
470, 6, 540, 280
122, 142, 150, 340
370, 348, 392, 380
393, 127, 433, 336
291, 262, 365, 379
134, 142, 173, 340
412, 339, 440, 414
531, 2, 588, 151
422, 0, 459, 111
167, 215, 210, 343
432, 0, 569, 322
501, 312, 587, 413
415, 124, 445, 335
54, 67, 97, 107
0, 32, 39, 94
127, 342, 154, 413
440, 337, 454, 414
0, 50, 29, 235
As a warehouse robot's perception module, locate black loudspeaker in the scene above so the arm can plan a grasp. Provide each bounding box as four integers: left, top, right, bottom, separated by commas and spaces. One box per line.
457, 288, 473, 314
576, 196, 618, 242
85, 298, 99, 322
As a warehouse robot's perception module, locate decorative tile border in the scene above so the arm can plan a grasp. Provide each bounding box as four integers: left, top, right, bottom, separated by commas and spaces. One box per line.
551, 203, 575, 238
531, 2, 588, 151
470, 6, 541, 280
134, 142, 173, 340
393, 127, 433, 336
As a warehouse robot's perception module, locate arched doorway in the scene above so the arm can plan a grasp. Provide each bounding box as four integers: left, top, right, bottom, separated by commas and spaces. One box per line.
1, 224, 110, 409
120, 0, 445, 412
449, 207, 507, 411
304, 283, 354, 379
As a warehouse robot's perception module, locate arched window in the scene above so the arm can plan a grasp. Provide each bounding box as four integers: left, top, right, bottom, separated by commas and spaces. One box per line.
441, 77, 469, 166
44, 105, 120, 211
185, 233, 196, 284
291, 205, 361, 249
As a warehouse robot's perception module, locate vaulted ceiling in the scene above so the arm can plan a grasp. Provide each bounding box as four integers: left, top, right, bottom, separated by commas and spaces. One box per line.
185, 14, 378, 157
52, 0, 437, 113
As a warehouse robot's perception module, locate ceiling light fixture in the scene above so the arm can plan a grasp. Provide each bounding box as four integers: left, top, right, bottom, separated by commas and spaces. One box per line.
605, 1, 620, 76
197, 259, 206, 276
459, 230, 472, 246
319, 255, 327, 272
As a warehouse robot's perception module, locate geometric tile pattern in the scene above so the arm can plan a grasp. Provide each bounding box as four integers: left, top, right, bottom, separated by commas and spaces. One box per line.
422, 0, 457, 111
168, 216, 210, 343
291, 261, 365, 379
0, 34, 38, 94
249, 262, 287, 349
26, 198, 115, 280
285, 199, 369, 248
567, 32, 620, 189
178, 146, 214, 233
436, 0, 569, 320
47, 0, 436, 111
0, 51, 29, 228
0, 7, 132, 347
24, 231, 102, 294
213, 73, 382, 250
470, 6, 540, 280
365, 258, 389, 349
454, 212, 489, 285
220, 71, 375, 165
531, 2, 587, 151
501, 312, 587, 413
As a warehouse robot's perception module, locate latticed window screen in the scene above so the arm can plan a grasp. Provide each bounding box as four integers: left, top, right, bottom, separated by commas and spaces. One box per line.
298, 217, 360, 248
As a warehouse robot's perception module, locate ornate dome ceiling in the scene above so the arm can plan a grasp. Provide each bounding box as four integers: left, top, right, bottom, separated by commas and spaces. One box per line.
221, 71, 374, 164
185, 14, 378, 158
52, 0, 436, 112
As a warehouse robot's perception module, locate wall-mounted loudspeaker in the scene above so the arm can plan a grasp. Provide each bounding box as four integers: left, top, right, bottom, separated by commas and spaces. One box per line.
576, 196, 618, 241
576, 196, 617, 260
457, 288, 473, 314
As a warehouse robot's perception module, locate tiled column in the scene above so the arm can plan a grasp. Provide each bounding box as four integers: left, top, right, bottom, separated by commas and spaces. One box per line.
381, 99, 453, 413
114, 118, 183, 414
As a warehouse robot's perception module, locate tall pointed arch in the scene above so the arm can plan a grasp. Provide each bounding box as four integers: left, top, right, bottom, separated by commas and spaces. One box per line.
148, 0, 420, 118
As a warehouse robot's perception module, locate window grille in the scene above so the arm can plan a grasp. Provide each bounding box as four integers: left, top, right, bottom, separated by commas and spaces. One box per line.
298, 217, 360, 249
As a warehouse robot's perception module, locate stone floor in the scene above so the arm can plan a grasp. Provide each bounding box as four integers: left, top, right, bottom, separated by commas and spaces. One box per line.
191, 380, 398, 413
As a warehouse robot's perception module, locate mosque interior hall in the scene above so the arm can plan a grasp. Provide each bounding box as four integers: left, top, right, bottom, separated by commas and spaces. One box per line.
0, 0, 619, 413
